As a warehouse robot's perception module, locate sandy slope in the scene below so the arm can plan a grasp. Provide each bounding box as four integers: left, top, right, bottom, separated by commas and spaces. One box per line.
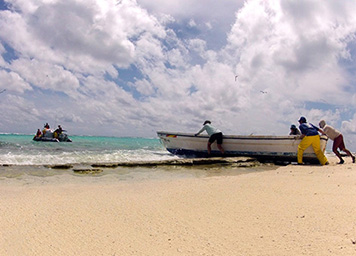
1, 157, 356, 255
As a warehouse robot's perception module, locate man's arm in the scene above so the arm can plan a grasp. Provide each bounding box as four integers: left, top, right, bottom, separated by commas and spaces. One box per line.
195, 126, 205, 136
318, 128, 326, 136
310, 123, 327, 135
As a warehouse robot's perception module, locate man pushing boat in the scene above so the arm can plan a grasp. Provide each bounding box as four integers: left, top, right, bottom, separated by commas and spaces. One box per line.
297, 116, 329, 165
195, 120, 225, 155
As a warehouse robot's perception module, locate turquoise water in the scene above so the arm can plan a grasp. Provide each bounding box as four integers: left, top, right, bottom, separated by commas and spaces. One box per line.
0, 134, 177, 165
0, 133, 267, 181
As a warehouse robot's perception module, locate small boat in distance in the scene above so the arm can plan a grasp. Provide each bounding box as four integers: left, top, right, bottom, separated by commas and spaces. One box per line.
157, 131, 328, 164
33, 124, 72, 142
33, 132, 72, 142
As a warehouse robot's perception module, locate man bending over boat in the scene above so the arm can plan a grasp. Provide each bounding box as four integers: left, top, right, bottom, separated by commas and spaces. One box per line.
297, 116, 329, 165
195, 120, 225, 155
319, 120, 355, 164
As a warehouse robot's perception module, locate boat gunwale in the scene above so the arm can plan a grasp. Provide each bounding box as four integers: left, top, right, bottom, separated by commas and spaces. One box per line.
157, 131, 302, 141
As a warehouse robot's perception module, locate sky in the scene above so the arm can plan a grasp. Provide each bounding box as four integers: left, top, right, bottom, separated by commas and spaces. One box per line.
1, 0, 356, 149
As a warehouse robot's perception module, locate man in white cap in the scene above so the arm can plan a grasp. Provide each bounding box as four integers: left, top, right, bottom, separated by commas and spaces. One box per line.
195, 120, 225, 155
319, 120, 355, 164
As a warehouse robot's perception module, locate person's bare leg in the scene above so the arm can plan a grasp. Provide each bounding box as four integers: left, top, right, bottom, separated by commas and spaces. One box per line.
334, 149, 344, 164
217, 144, 224, 154
207, 142, 212, 154
341, 147, 355, 163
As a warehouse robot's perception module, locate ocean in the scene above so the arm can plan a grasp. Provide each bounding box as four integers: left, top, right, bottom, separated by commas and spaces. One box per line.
0, 134, 177, 166
0, 134, 264, 181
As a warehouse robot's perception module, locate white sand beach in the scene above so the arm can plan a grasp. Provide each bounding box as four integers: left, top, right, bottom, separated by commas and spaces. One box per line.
1, 156, 356, 255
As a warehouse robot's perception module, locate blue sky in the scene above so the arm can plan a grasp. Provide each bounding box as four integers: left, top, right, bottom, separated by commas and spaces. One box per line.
1, 0, 356, 149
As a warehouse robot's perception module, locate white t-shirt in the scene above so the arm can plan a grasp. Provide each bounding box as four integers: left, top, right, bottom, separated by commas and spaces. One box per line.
322, 125, 341, 140
196, 124, 222, 136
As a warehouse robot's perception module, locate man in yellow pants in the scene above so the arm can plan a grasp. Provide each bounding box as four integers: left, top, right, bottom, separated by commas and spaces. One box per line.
297, 116, 329, 165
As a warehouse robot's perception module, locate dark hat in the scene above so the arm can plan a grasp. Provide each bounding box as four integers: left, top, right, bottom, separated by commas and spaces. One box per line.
298, 116, 306, 123
203, 120, 211, 125
290, 124, 297, 129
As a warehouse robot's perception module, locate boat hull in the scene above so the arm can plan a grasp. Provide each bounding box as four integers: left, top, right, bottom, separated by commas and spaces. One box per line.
33, 137, 60, 142
33, 133, 72, 142
157, 131, 328, 163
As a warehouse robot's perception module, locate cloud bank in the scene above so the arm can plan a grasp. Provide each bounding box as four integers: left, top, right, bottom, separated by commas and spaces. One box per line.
1, 0, 356, 149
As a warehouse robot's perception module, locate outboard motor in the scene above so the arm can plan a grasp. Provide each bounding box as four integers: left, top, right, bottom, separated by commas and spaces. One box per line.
320, 135, 328, 152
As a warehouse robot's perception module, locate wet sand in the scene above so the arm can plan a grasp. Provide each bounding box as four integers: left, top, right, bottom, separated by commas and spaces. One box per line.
1, 156, 356, 255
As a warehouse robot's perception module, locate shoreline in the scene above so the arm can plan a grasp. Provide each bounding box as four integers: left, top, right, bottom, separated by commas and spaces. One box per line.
0, 156, 266, 184
1, 156, 356, 255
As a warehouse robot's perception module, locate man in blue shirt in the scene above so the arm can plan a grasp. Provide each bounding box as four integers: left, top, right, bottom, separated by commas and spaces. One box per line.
298, 116, 329, 165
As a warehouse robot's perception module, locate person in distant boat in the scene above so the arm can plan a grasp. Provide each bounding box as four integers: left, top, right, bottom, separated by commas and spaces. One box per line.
33, 129, 42, 139
195, 120, 225, 155
297, 116, 328, 165
318, 120, 355, 164
289, 124, 301, 135
54, 125, 64, 139
42, 123, 54, 138
42, 123, 50, 136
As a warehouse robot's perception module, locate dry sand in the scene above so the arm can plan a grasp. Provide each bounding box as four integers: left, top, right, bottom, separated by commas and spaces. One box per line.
1, 156, 356, 255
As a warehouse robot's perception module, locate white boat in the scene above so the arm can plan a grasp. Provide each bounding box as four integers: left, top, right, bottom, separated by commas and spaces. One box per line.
157, 131, 328, 163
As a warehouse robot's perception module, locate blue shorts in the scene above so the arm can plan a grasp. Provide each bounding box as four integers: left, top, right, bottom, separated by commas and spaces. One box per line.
209, 132, 223, 144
